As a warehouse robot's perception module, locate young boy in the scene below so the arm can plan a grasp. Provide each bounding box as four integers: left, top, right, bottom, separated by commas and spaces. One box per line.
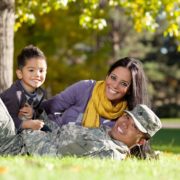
0, 45, 48, 132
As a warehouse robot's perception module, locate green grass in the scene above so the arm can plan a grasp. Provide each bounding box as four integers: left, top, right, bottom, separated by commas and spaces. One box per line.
151, 117, 180, 153
0, 118, 179, 179
151, 128, 180, 153
0, 154, 180, 180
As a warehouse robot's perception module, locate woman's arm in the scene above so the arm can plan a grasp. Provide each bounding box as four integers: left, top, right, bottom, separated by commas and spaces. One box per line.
41, 80, 95, 114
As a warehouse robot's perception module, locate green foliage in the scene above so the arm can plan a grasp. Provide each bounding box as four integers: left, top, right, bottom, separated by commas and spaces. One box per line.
15, 0, 71, 31
156, 104, 180, 117
144, 62, 165, 81
15, 0, 180, 46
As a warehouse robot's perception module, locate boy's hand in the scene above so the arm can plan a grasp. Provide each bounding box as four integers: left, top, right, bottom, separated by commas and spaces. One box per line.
19, 103, 33, 120
21, 119, 44, 130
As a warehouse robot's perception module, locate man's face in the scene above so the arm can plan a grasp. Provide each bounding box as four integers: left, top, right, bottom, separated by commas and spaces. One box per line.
109, 114, 144, 147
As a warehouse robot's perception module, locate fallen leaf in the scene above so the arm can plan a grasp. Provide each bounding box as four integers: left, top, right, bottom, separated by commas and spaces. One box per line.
0, 166, 8, 174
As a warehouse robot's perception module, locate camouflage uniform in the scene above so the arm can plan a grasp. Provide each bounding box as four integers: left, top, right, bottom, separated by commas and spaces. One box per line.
0, 99, 129, 160
22, 124, 129, 160
0, 99, 23, 155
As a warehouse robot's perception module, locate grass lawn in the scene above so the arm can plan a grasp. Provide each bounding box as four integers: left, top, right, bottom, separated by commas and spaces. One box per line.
0, 154, 180, 180
151, 128, 180, 153
0, 118, 179, 180
151, 118, 180, 153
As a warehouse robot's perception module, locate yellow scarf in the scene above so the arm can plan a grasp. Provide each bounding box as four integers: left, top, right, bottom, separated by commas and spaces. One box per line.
82, 81, 128, 127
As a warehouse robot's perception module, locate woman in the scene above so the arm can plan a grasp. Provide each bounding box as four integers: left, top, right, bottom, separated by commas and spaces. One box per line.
42, 57, 150, 128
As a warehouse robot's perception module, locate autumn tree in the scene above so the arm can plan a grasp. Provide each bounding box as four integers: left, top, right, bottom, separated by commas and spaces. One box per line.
0, 0, 14, 92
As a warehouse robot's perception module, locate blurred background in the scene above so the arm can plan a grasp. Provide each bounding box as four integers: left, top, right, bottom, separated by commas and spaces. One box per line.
13, 1, 180, 118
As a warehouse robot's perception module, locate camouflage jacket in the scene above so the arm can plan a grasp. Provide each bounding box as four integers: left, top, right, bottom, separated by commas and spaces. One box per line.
0, 98, 129, 160
22, 124, 129, 160
0, 98, 23, 155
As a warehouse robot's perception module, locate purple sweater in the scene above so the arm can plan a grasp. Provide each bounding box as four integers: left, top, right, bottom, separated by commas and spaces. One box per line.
42, 80, 116, 127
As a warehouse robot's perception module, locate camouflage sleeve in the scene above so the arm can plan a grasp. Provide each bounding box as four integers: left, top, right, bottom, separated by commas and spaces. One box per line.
0, 99, 24, 155
0, 135, 23, 155
56, 124, 129, 160
21, 129, 60, 156
84, 148, 127, 160
0, 98, 16, 139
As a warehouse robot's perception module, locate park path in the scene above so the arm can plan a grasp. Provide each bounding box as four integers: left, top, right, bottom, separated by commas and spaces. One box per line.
162, 121, 180, 129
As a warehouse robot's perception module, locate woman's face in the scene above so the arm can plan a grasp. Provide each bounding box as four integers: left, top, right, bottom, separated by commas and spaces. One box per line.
105, 67, 131, 105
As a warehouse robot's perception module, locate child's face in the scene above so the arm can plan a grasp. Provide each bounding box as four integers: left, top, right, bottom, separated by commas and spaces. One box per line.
109, 114, 144, 148
16, 57, 47, 93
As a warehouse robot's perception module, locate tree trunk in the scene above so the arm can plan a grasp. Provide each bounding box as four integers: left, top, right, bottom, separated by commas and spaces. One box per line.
0, 0, 14, 93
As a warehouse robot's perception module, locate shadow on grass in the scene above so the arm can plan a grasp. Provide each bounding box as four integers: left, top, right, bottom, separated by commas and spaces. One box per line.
151, 128, 180, 153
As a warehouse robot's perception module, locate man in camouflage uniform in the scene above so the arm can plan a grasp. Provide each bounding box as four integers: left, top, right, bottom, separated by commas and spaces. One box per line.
0, 98, 162, 160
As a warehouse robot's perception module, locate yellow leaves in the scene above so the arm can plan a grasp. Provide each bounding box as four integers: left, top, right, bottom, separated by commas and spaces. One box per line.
164, 2, 174, 12
39, 6, 51, 15
15, 13, 35, 31
136, 0, 145, 4
14, 22, 21, 32
15, 0, 70, 31
0, 166, 8, 174
134, 20, 143, 33
170, 24, 179, 37
79, 11, 92, 28
13, 0, 180, 46
177, 46, 180, 51
79, 7, 107, 30
93, 19, 107, 30
29, 0, 38, 7
164, 23, 179, 37
134, 12, 158, 33
109, 0, 118, 6
80, 14, 107, 30
120, 0, 180, 44
174, 10, 180, 17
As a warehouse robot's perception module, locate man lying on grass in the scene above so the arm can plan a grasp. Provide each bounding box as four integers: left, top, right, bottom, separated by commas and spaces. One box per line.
0, 98, 162, 160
